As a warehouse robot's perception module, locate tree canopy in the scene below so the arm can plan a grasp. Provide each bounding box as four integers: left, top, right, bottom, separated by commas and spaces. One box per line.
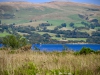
2, 35, 27, 49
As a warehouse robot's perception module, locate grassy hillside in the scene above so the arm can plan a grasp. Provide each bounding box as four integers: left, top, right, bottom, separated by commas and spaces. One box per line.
0, 1, 100, 24
0, 1, 100, 42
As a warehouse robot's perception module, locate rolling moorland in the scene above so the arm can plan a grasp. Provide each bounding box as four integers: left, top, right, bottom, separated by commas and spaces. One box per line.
0, 1, 100, 44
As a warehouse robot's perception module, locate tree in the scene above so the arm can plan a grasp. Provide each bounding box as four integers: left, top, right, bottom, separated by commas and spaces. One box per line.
0, 37, 2, 44
0, 20, 1, 24
42, 33, 51, 39
56, 34, 61, 37
36, 26, 39, 30
54, 27, 59, 30
61, 23, 67, 27
69, 22, 74, 28
30, 20, 32, 22
2, 35, 27, 49
43, 26, 47, 30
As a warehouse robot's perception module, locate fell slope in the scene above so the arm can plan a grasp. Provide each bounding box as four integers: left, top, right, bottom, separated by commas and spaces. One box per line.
0, 1, 100, 24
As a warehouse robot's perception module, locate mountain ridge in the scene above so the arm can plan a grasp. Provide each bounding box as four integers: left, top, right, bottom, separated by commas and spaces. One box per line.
0, 1, 100, 9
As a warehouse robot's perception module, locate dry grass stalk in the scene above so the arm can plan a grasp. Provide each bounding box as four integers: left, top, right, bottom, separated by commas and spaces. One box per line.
0, 50, 100, 75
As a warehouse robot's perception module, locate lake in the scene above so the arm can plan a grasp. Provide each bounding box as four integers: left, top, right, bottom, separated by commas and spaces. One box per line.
31, 44, 100, 51
0, 44, 3, 48
0, 44, 100, 51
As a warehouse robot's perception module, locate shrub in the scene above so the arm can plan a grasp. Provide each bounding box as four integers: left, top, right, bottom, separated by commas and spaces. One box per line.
74, 52, 80, 55
20, 45, 31, 51
8, 50, 17, 54
0, 69, 9, 75
95, 50, 100, 54
79, 47, 95, 55
2, 35, 27, 49
14, 62, 38, 75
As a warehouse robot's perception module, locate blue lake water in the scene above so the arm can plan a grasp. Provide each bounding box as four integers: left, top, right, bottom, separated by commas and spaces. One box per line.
0, 44, 3, 48
31, 44, 100, 51
0, 44, 100, 51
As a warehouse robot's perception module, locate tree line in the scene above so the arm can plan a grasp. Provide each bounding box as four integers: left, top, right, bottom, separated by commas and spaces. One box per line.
0, 21, 100, 44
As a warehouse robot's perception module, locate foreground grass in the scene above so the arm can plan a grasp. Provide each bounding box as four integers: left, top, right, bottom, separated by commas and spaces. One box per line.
0, 50, 100, 75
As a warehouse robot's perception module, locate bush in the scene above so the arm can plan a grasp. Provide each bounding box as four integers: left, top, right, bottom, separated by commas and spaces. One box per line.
14, 62, 38, 75
95, 50, 100, 54
79, 47, 95, 55
20, 45, 31, 51
2, 35, 27, 49
74, 52, 80, 55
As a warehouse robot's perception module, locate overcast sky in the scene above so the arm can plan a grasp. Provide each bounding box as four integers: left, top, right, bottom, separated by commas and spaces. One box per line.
0, 0, 100, 5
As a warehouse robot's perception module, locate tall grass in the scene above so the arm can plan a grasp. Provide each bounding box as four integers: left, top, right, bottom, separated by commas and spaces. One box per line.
0, 50, 100, 75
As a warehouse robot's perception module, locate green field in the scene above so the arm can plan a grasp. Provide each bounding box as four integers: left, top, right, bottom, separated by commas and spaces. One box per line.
34, 31, 56, 36
66, 38, 87, 41
1, 19, 29, 24
51, 37, 87, 41
46, 20, 65, 26
80, 29, 96, 35
68, 14, 83, 21
0, 32, 10, 37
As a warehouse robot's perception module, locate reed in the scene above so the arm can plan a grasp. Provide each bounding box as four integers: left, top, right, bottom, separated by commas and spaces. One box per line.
0, 50, 100, 75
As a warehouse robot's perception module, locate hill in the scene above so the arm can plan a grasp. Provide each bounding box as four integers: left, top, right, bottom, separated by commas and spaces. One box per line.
0, 1, 100, 23
0, 1, 100, 43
